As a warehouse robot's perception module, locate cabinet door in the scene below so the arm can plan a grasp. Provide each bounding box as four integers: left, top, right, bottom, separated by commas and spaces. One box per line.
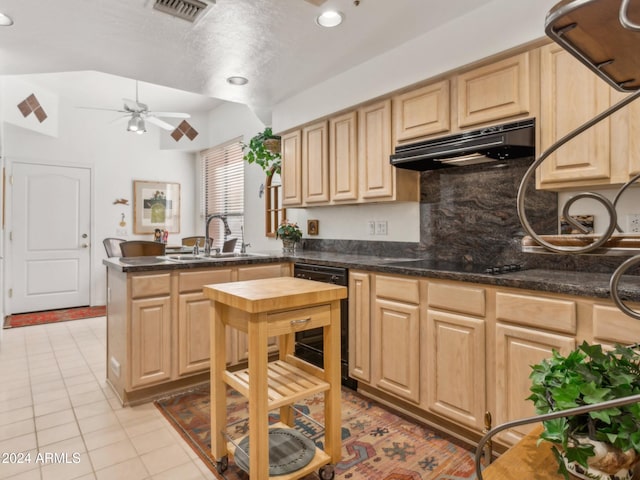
426, 310, 486, 430
348, 271, 371, 383
394, 80, 450, 143
495, 323, 575, 445
358, 99, 394, 200
281, 130, 302, 206
373, 297, 421, 403
610, 89, 640, 180
302, 120, 329, 204
538, 43, 611, 187
330, 111, 358, 202
457, 52, 531, 128
130, 296, 172, 388
177, 292, 211, 376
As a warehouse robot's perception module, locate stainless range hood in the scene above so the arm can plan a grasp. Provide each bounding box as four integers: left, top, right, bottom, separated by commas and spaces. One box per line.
390, 119, 535, 171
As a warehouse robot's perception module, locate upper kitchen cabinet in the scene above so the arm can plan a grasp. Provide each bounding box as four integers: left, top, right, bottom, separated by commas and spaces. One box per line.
456, 51, 537, 129
537, 43, 612, 189
281, 130, 303, 206
393, 80, 450, 144
302, 120, 330, 204
537, 43, 640, 189
359, 99, 419, 202
329, 111, 358, 203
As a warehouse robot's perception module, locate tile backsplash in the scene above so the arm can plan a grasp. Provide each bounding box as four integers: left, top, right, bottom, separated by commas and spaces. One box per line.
303, 157, 634, 273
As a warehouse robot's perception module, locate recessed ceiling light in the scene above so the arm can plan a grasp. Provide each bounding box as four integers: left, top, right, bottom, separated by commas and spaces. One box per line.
227, 76, 248, 86
316, 10, 344, 28
0, 12, 14, 26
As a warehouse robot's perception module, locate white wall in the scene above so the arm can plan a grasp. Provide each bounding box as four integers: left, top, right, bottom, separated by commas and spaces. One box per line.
2, 77, 199, 308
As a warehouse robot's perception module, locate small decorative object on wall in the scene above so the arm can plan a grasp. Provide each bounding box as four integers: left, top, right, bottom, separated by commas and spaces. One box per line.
307, 219, 319, 236
17, 94, 47, 123
133, 180, 181, 234
171, 120, 199, 142
113, 198, 129, 205
560, 214, 594, 234
119, 213, 126, 227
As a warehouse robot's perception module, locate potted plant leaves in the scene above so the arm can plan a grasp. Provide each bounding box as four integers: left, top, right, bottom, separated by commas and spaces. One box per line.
242, 127, 281, 175
528, 341, 640, 480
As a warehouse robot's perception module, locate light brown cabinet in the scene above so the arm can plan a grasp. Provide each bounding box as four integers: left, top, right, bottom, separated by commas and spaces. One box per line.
348, 271, 371, 383
494, 291, 577, 445
329, 111, 359, 203
106, 262, 290, 405
456, 52, 535, 129
372, 274, 422, 404
302, 120, 330, 204
425, 281, 487, 430
393, 80, 450, 144
281, 130, 302, 206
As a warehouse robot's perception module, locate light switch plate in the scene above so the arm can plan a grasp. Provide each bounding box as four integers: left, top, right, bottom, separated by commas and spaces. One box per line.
627, 214, 640, 233
368, 221, 376, 235
376, 220, 388, 236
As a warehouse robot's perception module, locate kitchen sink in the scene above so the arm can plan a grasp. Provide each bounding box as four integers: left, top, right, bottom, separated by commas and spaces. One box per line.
164, 254, 211, 262
162, 252, 267, 263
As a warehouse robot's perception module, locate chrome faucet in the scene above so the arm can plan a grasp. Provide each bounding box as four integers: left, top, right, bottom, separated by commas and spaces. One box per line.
204, 213, 242, 255
240, 226, 251, 254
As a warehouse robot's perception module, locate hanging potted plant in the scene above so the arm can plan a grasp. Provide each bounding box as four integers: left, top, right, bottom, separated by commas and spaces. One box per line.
242, 127, 281, 175
528, 341, 640, 480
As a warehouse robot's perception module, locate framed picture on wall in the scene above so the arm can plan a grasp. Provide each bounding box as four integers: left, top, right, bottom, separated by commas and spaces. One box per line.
133, 180, 181, 234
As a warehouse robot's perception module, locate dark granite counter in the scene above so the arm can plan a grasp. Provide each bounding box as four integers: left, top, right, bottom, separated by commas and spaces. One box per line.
103, 250, 640, 303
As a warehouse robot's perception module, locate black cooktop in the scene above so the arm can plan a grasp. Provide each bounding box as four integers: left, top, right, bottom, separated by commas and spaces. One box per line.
382, 259, 524, 275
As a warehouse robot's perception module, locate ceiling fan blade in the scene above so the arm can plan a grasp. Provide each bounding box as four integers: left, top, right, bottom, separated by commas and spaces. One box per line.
123, 98, 147, 112
77, 106, 127, 113
147, 111, 190, 119
146, 116, 175, 131
109, 115, 131, 125
304, 0, 328, 5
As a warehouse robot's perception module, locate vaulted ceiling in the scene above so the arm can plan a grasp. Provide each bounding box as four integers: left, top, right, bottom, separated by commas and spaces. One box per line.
0, 0, 498, 121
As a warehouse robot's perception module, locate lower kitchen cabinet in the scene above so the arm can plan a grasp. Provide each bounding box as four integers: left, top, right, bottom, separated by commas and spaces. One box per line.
130, 295, 172, 388
372, 274, 423, 404
425, 280, 487, 430
494, 290, 577, 445
348, 271, 371, 383
106, 262, 290, 405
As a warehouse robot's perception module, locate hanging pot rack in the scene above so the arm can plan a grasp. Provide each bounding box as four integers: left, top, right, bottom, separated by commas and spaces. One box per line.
517, 0, 640, 320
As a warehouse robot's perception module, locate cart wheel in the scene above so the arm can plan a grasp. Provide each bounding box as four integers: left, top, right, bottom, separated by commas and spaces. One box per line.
216, 455, 228, 473
319, 465, 335, 480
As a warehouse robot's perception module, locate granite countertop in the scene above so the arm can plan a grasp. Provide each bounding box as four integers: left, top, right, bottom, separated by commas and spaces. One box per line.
103, 250, 640, 303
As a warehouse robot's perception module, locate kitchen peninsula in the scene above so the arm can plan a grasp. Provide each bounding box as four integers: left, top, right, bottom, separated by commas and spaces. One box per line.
103, 251, 640, 449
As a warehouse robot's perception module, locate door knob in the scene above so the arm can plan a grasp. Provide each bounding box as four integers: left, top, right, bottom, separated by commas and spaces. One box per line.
81, 243, 89, 248
82, 233, 88, 238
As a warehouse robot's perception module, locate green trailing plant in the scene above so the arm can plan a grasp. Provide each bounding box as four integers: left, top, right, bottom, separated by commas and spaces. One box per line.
528, 341, 640, 479
276, 221, 302, 242
242, 127, 281, 175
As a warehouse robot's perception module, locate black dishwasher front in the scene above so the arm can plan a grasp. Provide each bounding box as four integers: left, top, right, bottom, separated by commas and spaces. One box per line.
293, 263, 356, 390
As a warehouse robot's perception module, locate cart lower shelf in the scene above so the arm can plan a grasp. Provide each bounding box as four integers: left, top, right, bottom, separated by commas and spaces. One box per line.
223, 359, 330, 409
225, 421, 331, 480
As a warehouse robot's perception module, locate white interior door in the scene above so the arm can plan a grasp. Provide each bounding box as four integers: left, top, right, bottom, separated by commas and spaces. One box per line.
11, 162, 91, 314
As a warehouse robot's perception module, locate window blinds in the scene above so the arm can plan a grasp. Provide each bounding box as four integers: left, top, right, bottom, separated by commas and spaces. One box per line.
200, 139, 244, 250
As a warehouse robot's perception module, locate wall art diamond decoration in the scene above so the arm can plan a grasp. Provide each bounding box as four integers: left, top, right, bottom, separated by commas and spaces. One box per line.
171, 120, 198, 141
17, 94, 47, 123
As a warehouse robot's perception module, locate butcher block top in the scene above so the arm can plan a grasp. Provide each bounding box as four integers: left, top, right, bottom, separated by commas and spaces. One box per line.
202, 277, 347, 313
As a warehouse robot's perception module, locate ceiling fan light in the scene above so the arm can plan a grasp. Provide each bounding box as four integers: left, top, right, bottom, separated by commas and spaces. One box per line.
127, 116, 139, 132
316, 10, 344, 27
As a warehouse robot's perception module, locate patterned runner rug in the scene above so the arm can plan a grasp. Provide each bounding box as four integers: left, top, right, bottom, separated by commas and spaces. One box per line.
155, 385, 479, 479
3, 305, 107, 328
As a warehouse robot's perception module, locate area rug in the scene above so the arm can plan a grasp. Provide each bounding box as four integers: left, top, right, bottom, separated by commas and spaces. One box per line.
155, 385, 479, 479
3, 305, 107, 328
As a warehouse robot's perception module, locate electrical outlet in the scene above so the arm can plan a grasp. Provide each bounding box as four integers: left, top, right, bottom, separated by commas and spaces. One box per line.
116, 228, 127, 236
627, 214, 640, 233
368, 220, 376, 235
376, 220, 388, 236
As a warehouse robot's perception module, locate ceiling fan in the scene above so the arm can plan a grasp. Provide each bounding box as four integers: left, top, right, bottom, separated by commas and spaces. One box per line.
78, 81, 190, 134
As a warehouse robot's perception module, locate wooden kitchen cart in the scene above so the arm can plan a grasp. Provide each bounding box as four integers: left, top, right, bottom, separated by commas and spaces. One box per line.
203, 276, 347, 480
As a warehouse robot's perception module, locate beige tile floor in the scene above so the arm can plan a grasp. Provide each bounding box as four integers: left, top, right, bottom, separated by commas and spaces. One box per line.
0, 317, 218, 480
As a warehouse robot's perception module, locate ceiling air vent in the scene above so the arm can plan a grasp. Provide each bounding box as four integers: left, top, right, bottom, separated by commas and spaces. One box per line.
153, 0, 214, 22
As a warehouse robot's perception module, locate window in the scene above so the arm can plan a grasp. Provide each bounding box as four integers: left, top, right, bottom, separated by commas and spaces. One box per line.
200, 139, 244, 251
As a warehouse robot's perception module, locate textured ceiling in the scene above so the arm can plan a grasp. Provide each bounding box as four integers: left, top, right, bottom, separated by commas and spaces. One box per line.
0, 0, 497, 121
